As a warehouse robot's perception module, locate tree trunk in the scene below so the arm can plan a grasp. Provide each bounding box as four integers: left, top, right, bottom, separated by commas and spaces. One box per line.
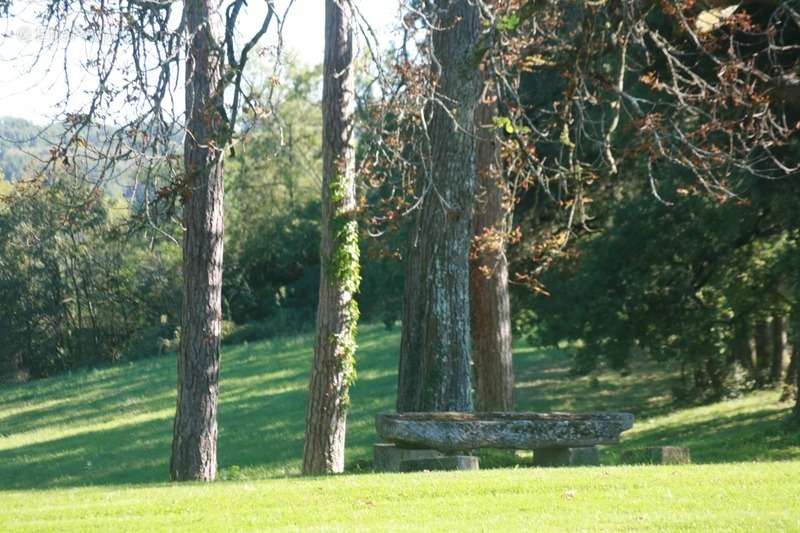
730, 319, 756, 378
782, 344, 798, 400
770, 316, 788, 385
781, 318, 798, 402
303, 0, 359, 475
170, 0, 225, 482
754, 319, 772, 387
469, 81, 514, 412
1, 352, 25, 383
792, 332, 800, 424
397, 0, 481, 413
792, 389, 800, 425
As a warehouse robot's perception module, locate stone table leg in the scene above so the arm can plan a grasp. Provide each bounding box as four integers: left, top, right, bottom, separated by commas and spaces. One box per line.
400, 456, 479, 472
373, 443, 445, 472
534, 446, 600, 467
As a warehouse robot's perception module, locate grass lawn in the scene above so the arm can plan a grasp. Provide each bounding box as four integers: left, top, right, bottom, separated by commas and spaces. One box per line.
3, 463, 799, 531
1, 324, 799, 530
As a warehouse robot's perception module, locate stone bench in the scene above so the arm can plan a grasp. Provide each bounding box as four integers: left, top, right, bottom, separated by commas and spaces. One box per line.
374, 411, 634, 471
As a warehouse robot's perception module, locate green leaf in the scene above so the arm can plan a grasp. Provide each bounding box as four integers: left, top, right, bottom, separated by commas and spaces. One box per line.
496, 14, 521, 32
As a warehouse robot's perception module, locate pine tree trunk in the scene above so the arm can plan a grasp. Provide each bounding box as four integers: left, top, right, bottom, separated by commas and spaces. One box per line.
170, 0, 225, 482
302, 0, 359, 475
397, 0, 481, 413
770, 316, 788, 385
470, 83, 514, 412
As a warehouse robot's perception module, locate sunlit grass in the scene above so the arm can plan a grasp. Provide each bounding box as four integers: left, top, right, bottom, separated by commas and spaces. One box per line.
2, 325, 799, 489
514, 341, 800, 464
0, 325, 400, 488
2, 463, 799, 532
1, 324, 799, 530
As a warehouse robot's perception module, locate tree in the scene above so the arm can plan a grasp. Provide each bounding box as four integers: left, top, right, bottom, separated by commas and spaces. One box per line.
515, 166, 800, 401
169, 0, 227, 482
0, 177, 181, 381
224, 65, 324, 326
169, 0, 286, 482
770, 316, 789, 385
792, 361, 800, 425
783, 323, 799, 401
302, 0, 360, 475
754, 320, 772, 386
397, 0, 482, 413
470, 81, 514, 411
1, 0, 286, 481
791, 315, 800, 426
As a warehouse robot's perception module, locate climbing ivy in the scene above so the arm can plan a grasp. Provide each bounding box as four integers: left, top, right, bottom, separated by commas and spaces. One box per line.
327, 169, 361, 404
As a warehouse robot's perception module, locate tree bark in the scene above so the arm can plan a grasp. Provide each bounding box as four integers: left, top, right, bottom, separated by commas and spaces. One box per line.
730, 319, 756, 378
469, 82, 514, 412
781, 317, 798, 402
397, 0, 481, 413
770, 316, 788, 385
303, 0, 359, 475
754, 319, 772, 387
792, 322, 800, 424
170, 0, 225, 482
792, 388, 800, 425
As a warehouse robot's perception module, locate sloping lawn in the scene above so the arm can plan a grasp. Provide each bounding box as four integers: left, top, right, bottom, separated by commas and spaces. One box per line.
514, 343, 800, 464
0, 326, 399, 488
1, 324, 799, 530
2, 325, 799, 488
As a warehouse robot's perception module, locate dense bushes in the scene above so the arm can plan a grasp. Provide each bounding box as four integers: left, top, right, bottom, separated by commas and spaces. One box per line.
0, 179, 181, 380
221, 309, 315, 346
0, 67, 406, 381
518, 176, 800, 401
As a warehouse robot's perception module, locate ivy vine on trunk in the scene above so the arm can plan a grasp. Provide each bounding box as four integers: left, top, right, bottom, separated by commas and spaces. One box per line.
302, 0, 360, 475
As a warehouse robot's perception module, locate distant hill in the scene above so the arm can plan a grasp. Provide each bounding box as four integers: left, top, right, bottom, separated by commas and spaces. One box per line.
0, 116, 55, 180
0, 116, 172, 199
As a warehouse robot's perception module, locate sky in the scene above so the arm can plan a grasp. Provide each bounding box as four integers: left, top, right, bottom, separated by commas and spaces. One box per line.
0, 0, 398, 124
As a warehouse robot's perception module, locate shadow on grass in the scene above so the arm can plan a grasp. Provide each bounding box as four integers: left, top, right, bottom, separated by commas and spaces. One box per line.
612, 403, 800, 464
0, 417, 174, 489
513, 344, 681, 419
1, 326, 798, 491
0, 325, 398, 491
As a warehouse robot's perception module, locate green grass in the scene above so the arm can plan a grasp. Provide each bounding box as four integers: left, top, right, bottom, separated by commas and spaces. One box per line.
3, 464, 800, 531
1, 324, 799, 530
514, 344, 800, 464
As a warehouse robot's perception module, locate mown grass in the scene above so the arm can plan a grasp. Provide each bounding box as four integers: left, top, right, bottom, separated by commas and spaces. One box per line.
0, 326, 399, 488
3, 464, 799, 531
1, 324, 799, 530
514, 343, 800, 464
2, 325, 799, 487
